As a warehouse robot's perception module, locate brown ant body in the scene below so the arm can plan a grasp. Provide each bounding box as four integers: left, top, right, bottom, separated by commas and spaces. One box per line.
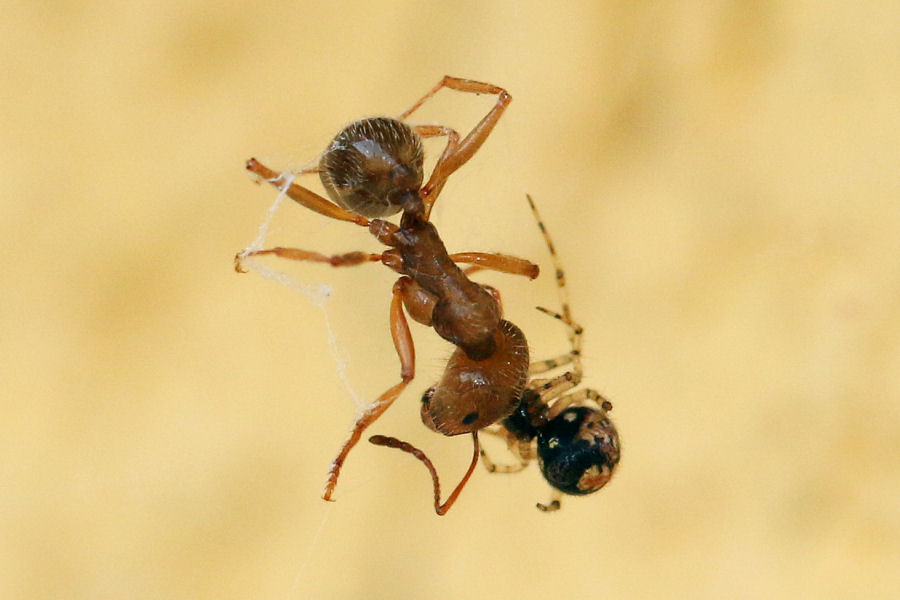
372, 196, 620, 513
236, 77, 537, 509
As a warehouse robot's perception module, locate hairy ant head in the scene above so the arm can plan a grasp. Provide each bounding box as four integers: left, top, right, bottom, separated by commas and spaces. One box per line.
319, 117, 424, 218
536, 406, 620, 495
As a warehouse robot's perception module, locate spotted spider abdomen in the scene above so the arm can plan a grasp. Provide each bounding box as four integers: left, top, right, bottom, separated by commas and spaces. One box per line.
537, 406, 620, 495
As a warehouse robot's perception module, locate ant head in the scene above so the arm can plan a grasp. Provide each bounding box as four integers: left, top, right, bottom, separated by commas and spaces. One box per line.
319, 117, 424, 218
537, 406, 620, 496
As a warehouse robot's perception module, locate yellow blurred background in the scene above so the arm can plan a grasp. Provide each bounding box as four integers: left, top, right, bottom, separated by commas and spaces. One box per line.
2, 2, 898, 598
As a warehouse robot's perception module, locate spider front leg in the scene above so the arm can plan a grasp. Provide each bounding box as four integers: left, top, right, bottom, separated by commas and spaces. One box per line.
525, 194, 584, 375
547, 388, 613, 419
322, 278, 416, 501
527, 306, 584, 377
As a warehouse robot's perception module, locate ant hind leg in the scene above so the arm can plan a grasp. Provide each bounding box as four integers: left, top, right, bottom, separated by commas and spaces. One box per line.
322, 278, 416, 501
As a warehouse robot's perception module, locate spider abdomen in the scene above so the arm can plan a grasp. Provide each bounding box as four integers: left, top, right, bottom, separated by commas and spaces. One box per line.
537, 406, 620, 495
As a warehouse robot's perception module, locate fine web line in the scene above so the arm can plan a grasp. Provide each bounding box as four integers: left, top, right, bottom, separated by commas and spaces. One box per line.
291, 502, 332, 594
238, 170, 362, 593
238, 171, 363, 408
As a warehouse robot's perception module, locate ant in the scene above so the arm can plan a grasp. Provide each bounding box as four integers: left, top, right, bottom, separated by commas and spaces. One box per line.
235, 76, 538, 505
370, 195, 620, 513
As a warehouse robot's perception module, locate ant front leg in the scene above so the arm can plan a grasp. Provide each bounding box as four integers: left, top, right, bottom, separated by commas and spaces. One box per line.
399, 76, 511, 218
246, 158, 370, 226
234, 248, 383, 273
411, 124, 460, 205
322, 278, 416, 501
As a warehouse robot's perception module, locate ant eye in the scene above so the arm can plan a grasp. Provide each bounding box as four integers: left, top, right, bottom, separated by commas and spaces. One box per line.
537, 407, 620, 496
319, 117, 424, 218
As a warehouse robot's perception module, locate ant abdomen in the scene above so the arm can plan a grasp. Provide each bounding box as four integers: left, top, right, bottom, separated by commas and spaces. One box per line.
319, 117, 425, 218
537, 406, 620, 496
421, 320, 529, 436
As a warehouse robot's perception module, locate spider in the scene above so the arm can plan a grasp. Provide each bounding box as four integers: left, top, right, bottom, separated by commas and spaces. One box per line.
371, 195, 620, 512
235, 77, 539, 504
481, 195, 620, 511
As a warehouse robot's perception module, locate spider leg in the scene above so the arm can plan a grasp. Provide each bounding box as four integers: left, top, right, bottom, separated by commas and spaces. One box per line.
526, 195, 572, 324
529, 370, 581, 405
479, 443, 529, 474
537, 490, 563, 512
547, 388, 613, 419
528, 350, 576, 376
322, 278, 415, 501
525, 195, 584, 379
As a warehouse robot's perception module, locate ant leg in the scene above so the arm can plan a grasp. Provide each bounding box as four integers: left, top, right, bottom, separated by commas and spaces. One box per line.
537, 490, 563, 512
399, 76, 511, 217
246, 158, 370, 226
234, 248, 383, 273
394, 276, 437, 328
449, 252, 539, 279
290, 164, 320, 175
412, 124, 460, 204
369, 432, 479, 515
322, 278, 415, 501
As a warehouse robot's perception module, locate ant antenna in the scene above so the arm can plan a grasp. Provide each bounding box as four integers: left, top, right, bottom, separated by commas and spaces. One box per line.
369, 432, 480, 515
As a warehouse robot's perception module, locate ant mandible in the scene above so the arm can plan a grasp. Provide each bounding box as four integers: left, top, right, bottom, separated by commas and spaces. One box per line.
235, 77, 538, 505
370, 195, 621, 513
